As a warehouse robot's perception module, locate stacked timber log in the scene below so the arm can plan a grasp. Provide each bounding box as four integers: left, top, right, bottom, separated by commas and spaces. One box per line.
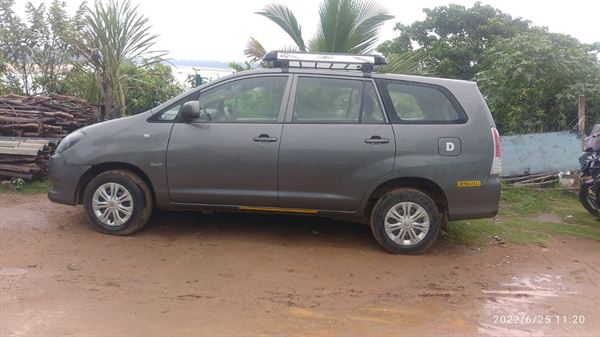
502, 172, 559, 187
0, 138, 58, 180
0, 94, 95, 138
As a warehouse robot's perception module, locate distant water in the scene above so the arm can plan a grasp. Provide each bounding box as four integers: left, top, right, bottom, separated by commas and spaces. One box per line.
169, 64, 235, 85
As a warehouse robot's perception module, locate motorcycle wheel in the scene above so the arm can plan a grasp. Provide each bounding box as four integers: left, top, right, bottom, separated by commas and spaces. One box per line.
578, 182, 600, 218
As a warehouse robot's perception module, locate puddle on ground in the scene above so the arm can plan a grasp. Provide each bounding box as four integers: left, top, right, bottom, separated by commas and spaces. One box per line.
0, 267, 28, 276
280, 272, 594, 337
478, 274, 580, 337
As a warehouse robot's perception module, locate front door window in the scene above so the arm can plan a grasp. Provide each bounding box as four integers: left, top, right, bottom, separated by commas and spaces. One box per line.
194, 76, 288, 123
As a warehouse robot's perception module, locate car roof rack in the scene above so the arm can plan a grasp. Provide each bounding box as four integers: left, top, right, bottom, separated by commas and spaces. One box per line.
263, 51, 387, 73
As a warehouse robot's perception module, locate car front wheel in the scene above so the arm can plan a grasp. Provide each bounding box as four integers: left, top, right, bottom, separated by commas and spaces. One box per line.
83, 170, 153, 235
371, 189, 441, 254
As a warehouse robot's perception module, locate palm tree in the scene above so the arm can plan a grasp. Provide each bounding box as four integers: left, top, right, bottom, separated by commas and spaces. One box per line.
75, 0, 165, 119
247, 0, 391, 58
377, 50, 429, 75
245, 0, 426, 75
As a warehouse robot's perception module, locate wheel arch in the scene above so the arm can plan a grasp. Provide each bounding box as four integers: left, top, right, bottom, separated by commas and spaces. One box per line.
364, 177, 449, 227
75, 162, 156, 205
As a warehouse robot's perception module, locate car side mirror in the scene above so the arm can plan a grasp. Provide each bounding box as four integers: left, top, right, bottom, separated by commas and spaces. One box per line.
180, 101, 200, 122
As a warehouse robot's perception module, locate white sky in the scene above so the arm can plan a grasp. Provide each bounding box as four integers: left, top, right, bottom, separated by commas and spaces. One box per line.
15, 0, 600, 62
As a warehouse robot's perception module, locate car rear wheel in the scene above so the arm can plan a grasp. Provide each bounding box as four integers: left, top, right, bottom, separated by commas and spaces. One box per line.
371, 188, 441, 254
83, 170, 153, 235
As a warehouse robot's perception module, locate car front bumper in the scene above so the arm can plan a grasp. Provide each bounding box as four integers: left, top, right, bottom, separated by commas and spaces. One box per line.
47, 153, 90, 206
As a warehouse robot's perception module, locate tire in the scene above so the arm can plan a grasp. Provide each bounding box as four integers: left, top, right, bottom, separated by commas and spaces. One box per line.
578, 182, 600, 218
371, 188, 441, 254
83, 170, 153, 235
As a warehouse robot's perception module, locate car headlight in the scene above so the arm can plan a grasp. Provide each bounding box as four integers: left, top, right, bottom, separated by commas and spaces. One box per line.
55, 131, 84, 153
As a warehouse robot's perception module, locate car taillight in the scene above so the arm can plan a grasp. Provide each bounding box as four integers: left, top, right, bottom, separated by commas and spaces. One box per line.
491, 127, 502, 175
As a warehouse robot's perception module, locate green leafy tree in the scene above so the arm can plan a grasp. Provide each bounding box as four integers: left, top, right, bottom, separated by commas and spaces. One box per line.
0, 71, 23, 95
0, 0, 35, 94
27, 0, 86, 94
55, 65, 100, 103
476, 32, 600, 134
378, 2, 531, 79
121, 62, 183, 115
57, 61, 182, 115
228, 61, 254, 73
74, 0, 165, 119
0, 0, 84, 95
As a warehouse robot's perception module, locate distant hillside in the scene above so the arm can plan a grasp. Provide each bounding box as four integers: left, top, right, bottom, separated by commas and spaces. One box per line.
169, 59, 232, 69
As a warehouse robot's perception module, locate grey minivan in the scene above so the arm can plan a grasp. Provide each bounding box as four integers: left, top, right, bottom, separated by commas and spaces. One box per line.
48, 51, 501, 254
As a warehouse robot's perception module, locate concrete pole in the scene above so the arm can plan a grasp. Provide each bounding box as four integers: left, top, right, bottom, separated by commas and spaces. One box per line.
579, 95, 586, 150
579, 95, 586, 136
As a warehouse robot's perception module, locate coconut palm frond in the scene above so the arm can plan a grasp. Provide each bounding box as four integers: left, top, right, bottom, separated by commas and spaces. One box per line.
256, 4, 306, 51
244, 37, 267, 63
378, 50, 429, 75
348, 0, 394, 54
309, 0, 393, 53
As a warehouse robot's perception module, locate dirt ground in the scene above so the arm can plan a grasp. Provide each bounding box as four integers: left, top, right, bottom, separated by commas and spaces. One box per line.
1, 193, 599, 337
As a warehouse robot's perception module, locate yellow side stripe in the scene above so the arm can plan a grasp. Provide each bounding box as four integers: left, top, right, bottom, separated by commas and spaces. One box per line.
239, 206, 318, 214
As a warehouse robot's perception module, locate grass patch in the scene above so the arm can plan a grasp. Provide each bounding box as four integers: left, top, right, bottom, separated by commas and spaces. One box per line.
511, 220, 600, 241
444, 187, 600, 246
499, 187, 554, 215
0, 179, 49, 194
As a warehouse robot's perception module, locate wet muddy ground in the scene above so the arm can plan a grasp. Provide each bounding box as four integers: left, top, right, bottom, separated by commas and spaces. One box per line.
1, 193, 599, 336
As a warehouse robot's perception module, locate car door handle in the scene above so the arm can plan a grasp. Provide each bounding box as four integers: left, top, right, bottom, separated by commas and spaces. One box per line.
365, 136, 390, 144
253, 134, 278, 142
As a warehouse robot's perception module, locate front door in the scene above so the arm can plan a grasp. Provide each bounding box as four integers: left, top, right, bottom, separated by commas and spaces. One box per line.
167, 75, 290, 206
278, 76, 395, 211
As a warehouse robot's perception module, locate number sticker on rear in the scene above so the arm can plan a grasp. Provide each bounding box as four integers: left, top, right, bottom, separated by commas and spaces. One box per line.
457, 180, 481, 188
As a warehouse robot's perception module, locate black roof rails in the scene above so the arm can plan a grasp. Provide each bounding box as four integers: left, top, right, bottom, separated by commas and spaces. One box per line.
263, 51, 387, 73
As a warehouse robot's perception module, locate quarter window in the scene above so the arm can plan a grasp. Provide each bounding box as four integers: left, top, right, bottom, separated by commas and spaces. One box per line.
376, 79, 466, 124
156, 104, 183, 121
293, 77, 385, 124
151, 92, 199, 122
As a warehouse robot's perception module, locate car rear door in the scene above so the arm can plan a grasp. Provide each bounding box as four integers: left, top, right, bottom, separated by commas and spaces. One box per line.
277, 75, 395, 211
166, 74, 291, 206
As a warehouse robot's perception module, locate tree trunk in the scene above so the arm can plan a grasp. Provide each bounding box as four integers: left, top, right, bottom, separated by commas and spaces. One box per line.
108, 79, 121, 120
118, 81, 127, 117
99, 79, 114, 121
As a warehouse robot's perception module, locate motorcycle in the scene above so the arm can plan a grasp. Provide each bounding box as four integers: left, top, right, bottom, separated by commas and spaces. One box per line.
579, 125, 600, 218
578, 150, 600, 217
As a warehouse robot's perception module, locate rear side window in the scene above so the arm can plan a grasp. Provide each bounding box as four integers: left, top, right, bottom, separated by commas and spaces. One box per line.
293, 77, 385, 124
376, 79, 467, 124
